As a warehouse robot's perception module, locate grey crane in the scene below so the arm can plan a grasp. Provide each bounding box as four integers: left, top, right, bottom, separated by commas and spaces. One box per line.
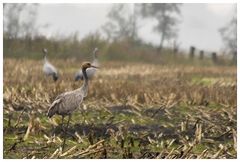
75, 48, 99, 81
42, 48, 59, 81
47, 62, 98, 149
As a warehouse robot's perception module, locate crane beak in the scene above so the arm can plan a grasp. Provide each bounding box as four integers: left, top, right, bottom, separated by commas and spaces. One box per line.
91, 65, 99, 69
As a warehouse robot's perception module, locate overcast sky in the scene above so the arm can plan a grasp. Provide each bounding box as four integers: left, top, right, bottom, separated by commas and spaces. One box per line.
35, 3, 236, 53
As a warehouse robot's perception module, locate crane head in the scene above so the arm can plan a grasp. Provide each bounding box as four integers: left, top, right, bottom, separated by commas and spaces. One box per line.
93, 48, 99, 54
81, 62, 99, 70
42, 48, 48, 54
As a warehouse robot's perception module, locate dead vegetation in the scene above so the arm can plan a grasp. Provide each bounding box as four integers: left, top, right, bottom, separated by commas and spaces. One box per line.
3, 58, 236, 159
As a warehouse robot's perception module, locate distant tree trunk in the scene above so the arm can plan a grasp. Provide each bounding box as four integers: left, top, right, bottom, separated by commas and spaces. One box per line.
131, 4, 137, 41
139, 4, 181, 54
173, 40, 179, 55
158, 33, 165, 53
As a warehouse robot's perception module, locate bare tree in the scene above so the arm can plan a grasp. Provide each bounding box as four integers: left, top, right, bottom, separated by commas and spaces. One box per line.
130, 4, 142, 41
3, 4, 26, 39
22, 4, 39, 39
4, 4, 39, 39
139, 3, 182, 52
102, 4, 140, 42
219, 10, 237, 57
4, 4, 41, 53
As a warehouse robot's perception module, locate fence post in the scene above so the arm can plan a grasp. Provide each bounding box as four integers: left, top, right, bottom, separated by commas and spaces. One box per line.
189, 46, 195, 59
199, 50, 204, 60
212, 52, 217, 64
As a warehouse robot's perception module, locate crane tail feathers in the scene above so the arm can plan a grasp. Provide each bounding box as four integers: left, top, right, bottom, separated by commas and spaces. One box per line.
52, 73, 58, 81
47, 99, 61, 118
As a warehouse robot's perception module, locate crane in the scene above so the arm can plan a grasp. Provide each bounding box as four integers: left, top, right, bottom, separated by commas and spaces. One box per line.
42, 48, 59, 81
47, 62, 98, 149
75, 48, 99, 81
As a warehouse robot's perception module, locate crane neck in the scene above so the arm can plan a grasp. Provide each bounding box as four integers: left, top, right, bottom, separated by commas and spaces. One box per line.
44, 54, 48, 63
93, 51, 98, 59
82, 68, 89, 86
78, 68, 89, 97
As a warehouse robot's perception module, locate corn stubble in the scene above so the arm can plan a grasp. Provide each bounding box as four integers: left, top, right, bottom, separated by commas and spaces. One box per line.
3, 58, 236, 159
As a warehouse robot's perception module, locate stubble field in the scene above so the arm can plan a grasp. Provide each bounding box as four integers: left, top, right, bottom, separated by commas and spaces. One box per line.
3, 58, 237, 159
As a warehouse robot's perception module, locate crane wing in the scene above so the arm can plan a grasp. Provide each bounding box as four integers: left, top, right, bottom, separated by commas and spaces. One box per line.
43, 62, 57, 75
47, 98, 62, 118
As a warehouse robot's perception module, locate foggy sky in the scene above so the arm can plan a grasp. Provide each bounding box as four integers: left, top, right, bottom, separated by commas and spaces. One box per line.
34, 3, 236, 53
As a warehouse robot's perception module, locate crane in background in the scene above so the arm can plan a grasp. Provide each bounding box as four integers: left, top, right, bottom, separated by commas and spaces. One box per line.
42, 48, 59, 81
75, 48, 99, 81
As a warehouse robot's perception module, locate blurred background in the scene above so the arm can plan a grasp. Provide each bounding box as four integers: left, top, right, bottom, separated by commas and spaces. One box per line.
3, 3, 237, 65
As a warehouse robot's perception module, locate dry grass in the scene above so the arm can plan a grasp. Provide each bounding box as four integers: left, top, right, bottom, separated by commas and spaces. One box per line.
3, 58, 236, 159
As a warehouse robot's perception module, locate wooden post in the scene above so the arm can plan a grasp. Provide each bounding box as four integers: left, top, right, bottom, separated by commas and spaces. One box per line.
212, 52, 217, 64
199, 50, 204, 60
189, 46, 195, 59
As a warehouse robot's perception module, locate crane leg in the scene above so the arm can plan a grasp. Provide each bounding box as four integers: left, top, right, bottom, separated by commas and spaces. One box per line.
60, 115, 65, 132
62, 115, 71, 151
66, 115, 71, 129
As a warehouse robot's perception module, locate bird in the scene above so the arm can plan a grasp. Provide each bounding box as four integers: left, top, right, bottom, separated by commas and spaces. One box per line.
47, 62, 98, 128
42, 48, 59, 81
75, 48, 99, 81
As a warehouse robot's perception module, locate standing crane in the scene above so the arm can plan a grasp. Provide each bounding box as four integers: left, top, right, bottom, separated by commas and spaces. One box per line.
47, 62, 98, 149
75, 48, 99, 81
42, 48, 59, 81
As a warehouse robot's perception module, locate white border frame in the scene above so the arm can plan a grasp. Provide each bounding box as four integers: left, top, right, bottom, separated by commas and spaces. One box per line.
1, 0, 238, 161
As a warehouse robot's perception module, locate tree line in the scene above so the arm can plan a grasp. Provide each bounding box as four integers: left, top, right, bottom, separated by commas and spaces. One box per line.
3, 3, 237, 64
